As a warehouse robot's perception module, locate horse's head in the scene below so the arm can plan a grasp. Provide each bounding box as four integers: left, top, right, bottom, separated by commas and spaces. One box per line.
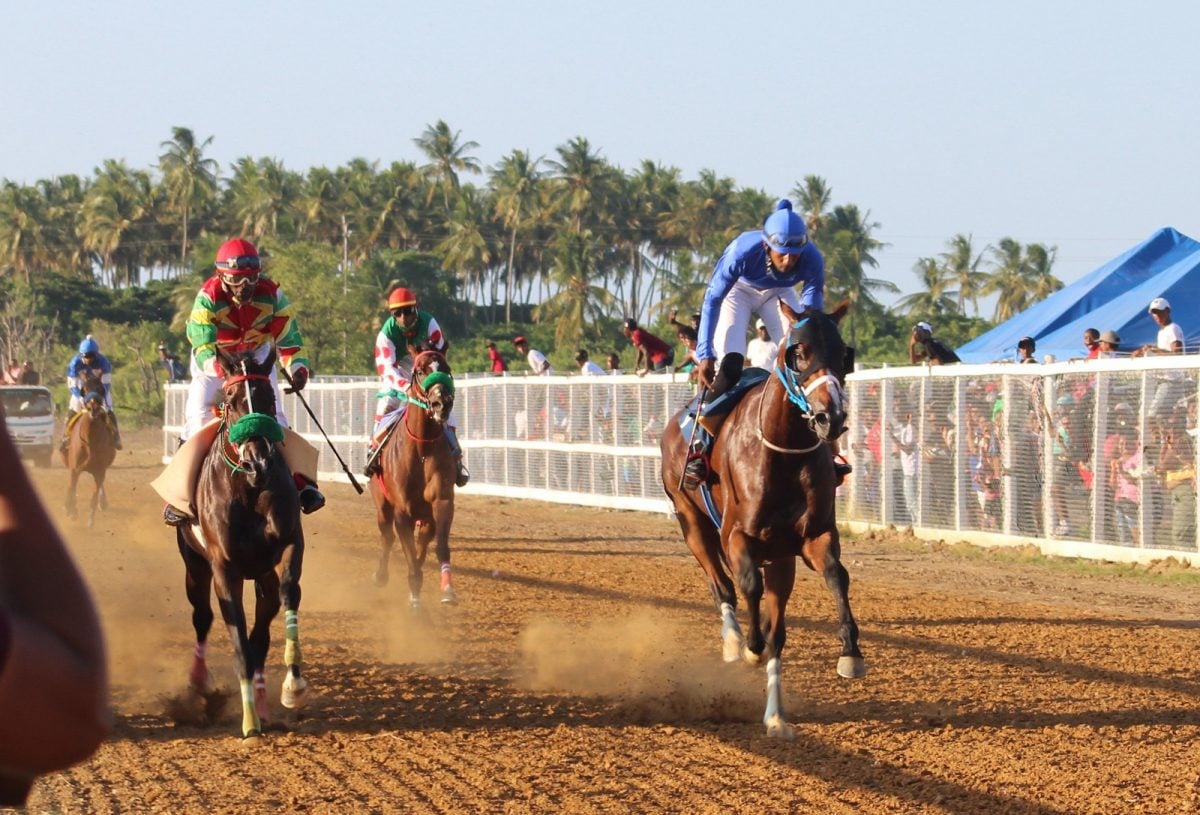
776, 300, 850, 442
216, 346, 282, 486
410, 350, 455, 425
80, 370, 106, 418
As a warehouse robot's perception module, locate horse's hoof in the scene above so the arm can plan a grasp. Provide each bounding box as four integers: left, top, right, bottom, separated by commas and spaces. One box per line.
240, 732, 265, 747
440, 585, 458, 605
741, 646, 763, 666
188, 668, 212, 693
281, 675, 308, 710
764, 715, 795, 740
837, 656, 868, 679
722, 630, 744, 663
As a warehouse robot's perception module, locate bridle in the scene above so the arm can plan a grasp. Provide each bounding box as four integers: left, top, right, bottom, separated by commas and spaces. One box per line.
219, 366, 277, 473
402, 351, 454, 448
755, 317, 846, 455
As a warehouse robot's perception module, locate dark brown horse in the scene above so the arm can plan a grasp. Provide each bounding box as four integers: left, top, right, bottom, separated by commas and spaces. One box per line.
661, 301, 866, 738
369, 349, 458, 607
176, 346, 308, 739
64, 370, 116, 527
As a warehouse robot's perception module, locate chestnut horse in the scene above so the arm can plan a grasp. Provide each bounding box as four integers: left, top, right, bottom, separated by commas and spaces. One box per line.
176, 346, 308, 739
660, 301, 866, 738
369, 350, 458, 606
64, 370, 116, 527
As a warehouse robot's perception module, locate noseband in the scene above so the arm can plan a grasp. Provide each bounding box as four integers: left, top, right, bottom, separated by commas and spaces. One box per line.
220, 370, 279, 473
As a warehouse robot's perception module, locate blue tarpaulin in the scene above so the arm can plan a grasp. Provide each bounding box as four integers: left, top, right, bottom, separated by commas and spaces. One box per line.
956, 228, 1200, 363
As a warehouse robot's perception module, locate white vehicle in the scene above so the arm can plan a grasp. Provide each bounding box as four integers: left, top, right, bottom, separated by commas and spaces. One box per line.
1, 385, 56, 467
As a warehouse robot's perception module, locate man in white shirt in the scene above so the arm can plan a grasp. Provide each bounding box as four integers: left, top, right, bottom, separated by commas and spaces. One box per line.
1134, 296, 1186, 432
745, 319, 780, 369
513, 336, 552, 375
574, 349, 605, 376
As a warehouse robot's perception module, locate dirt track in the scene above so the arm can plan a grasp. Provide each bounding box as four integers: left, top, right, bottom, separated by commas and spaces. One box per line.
18, 430, 1200, 814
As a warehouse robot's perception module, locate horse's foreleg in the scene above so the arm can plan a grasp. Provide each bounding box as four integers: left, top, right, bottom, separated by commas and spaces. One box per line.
395, 515, 422, 608
432, 498, 456, 604
87, 472, 102, 527
213, 569, 260, 738
248, 573, 281, 725
374, 493, 396, 587
178, 533, 215, 691
277, 537, 308, 710
726, 530, 764, 664
66, 470, 79, 518
672, 499, 743, 661
805, 529, 866, 680
761, 558, 797, 739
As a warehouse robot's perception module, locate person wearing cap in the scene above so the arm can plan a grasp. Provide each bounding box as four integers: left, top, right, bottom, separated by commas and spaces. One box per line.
1017, 336, 1038, 364
909, 322, 961, 365
17, 361, 38, 386
157, 341, 185, 383
685, 198, 840, 488
622, 318, 674, 375
62, 335, 121, 452
746, 318, 780, 369
365, 286, 469, 486
513, 336, 552, 375
1097, 330, 1121, 358
164, 237, 324, 524
485, 341, 507, 374
672, 326, 700, 385
1133, 297, 1184, 358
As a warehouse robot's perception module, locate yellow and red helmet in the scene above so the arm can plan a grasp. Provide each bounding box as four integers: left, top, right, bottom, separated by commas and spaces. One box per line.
215, 238, 261, 274
387, 287, 418, 311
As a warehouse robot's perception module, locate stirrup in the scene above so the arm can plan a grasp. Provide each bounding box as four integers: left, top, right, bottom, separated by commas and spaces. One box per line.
299, 485, 326, 514
455, 461, 470, 488
163, 504, 190, 527
834, 456, 852, 487
363, 458, 380, 478
682, 454, 709, 490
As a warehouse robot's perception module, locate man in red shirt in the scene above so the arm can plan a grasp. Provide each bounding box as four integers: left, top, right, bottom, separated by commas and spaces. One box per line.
485, 341, 507, 374
622, 319, 674, 375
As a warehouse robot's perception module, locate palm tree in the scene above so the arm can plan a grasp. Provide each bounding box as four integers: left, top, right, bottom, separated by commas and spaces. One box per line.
895, 257, 958, 317
490, 149, 544, 321
546, 136, 614, 235
940, 233, 989, 316
79, 160, 158, 286
225, 157, 297, 241
158, 127, 219, 265
981, 237, 1029, 321
822, 205, 896, 345
434, 185, 498, 305
414, 120, 481, 212
1024, 243, 1062, 301
0, 182, 47, 284
791, 175, 833, 239
534, 230, 614, 346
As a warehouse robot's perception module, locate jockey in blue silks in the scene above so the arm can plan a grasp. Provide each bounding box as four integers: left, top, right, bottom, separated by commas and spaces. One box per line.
63, 334, 122, 450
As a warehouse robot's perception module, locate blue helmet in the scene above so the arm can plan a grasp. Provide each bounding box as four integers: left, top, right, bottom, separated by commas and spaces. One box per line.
762, 199, 809, 255
79, 335, 99, 355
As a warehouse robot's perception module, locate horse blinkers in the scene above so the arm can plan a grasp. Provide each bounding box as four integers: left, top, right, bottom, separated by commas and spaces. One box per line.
786, 320, 847, 442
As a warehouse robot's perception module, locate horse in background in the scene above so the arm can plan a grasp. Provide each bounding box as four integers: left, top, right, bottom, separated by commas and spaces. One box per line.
176, 346, 308, 739
660, 300, 866, 738
369, 349, 459, 606
63, 369, 116, 527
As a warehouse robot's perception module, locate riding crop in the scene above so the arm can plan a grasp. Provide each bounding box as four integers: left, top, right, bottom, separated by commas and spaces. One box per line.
278, 366, 364, 494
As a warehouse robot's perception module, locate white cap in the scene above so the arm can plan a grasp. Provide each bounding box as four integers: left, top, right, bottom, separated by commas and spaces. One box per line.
755, 318, 766, 330
916, 321, 933, 333
1149, 296, 1171, 312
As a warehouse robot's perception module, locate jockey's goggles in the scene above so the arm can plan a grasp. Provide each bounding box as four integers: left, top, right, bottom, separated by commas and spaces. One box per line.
765, 232, 809, 252
216, 255, 261, 272
220, 271, 260, 288
391, 306, 418, 317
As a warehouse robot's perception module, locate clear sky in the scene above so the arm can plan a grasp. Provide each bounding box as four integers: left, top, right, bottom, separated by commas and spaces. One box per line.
4, 1, 1198, 311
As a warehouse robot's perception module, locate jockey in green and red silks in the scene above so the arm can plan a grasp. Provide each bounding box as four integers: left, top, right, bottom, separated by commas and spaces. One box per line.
366, 286, 468, 486
174, 237, 324, 517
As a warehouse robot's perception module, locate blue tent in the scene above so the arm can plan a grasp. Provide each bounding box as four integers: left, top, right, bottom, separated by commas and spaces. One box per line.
956, 227, 1200, 363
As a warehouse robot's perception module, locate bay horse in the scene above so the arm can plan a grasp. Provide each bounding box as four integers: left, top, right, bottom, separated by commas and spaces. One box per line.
176, 346, 308, 739
369, 349, 458, 607
64, 370, 116, 527
660, 300, 866, 738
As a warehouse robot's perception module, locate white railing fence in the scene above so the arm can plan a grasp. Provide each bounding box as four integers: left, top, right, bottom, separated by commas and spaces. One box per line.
163, 357, 1200, 563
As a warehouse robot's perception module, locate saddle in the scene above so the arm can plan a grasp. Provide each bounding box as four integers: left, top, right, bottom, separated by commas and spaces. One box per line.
677, 367, 771, 438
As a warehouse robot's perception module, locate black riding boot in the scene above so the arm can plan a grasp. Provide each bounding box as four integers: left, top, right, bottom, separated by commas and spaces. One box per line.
445, 427, 470, 487
683, 439, 711, 489
107, 410, 123, 450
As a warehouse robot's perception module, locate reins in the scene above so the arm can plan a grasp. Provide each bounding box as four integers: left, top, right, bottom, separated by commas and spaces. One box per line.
755, 343, 841, 455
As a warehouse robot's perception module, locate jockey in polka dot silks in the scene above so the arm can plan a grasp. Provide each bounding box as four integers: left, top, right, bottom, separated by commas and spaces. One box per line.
364, 286, 469, 486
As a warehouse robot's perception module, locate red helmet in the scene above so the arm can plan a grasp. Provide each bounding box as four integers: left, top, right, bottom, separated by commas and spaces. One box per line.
215, 238, 261, 274
387, 287, 418, 310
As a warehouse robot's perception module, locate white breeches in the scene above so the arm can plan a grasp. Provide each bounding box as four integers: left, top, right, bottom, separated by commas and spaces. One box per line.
69, 391, 113, 413
711, 279, 804, 361
182, 345, 289, 440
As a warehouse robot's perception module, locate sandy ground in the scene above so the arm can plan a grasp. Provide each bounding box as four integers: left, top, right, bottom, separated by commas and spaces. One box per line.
16, 429, 1200, 814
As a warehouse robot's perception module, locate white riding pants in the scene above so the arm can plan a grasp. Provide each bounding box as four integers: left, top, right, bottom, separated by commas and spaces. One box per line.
711, 279, 804, 362
181, 345, 290, 441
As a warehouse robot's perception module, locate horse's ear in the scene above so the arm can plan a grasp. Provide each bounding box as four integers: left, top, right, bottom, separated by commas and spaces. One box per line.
778, 299, 801, 324
215, 346, 235, 374
829, 299, 850, 325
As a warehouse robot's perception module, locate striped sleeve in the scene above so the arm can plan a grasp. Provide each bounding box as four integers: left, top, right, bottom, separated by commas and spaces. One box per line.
186, 289, 219, 369
269, 288, 309, 374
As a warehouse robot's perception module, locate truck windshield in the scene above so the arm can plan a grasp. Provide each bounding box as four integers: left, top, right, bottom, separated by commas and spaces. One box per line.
1, 390, 53, 418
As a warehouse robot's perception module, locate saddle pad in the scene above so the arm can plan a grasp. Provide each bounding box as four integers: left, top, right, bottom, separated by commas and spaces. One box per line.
151, 422, 319, 516
676, 367, 771, 436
